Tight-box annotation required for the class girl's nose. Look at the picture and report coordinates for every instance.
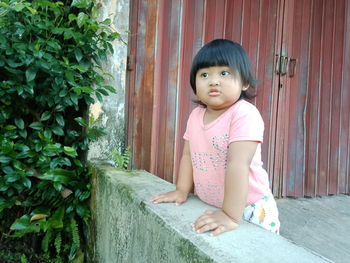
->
[209,78,220,86]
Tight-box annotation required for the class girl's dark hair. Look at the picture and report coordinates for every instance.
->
[190,39,257,100]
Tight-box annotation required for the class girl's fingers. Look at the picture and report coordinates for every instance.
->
[210,225,227,236]
[175,198,185,205]
[193,216,212,231]
[150,194,167,203]
[204,210,215,215]
[150,193,178,204]
[196,222,218,234]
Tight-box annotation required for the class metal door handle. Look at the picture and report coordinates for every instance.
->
[280,56,289,75]
[275,55,289,75]
[289,58,297,77]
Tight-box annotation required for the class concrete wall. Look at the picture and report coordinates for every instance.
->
[87,161,330,263]
[87,0,129,160]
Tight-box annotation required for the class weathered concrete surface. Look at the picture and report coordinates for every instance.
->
[278,195,350,263]
[87,162,331,263]
[87,0,129,160]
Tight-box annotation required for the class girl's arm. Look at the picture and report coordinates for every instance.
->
[150,140,193,205]
[193,141,257,236]
[222,141,257,223]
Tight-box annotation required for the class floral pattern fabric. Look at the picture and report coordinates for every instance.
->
[243,193,280,234]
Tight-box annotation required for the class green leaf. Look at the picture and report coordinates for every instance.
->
[103,85,116,93]
[53,182,64,191]
[56,114,65,126]
[42,229,52,253]
[22,177,31,188]
[40,111,51,121]
[7,59,24,68]
[79,86,94,94]
[13,160,24,171]
[74,117,87,127]
[14,118,25,129]
[71,0,93,8]
[34,143,42,151]
[5,174,19,183]
[29,122,43,130]
[47,207,64,229]
[95,92,103,102]
[19,130,27,138]
[65,70,75,84]
[25,67,37,82]
[52,126,64,136]
[70,92,79,105]
[59,89,68,97]
[10,215,42,237]
[74,48,83,62]
[47,40,61,51]
[5,125,16,130]
[25,5,37,15]
[39,169,74,184]
[44,129,52,139]
[102,18,111,25]
[0,156,11,164]
[44,143,61,152]
[97,88,109,96]
[63,146,77,157]
[68,14,77,22]
[12,3,26,12]
[77,12,87,28]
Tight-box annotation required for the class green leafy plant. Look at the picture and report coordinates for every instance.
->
[0,0,120,261]
[111,147,131,170]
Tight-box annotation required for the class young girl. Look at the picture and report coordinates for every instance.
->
[150,39,280,236]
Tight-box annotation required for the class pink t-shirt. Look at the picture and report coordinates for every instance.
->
[183,99,271,207]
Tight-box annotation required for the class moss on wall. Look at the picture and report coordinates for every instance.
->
[87,162,213,263]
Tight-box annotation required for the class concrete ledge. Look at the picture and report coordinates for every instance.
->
[87,161,331,263]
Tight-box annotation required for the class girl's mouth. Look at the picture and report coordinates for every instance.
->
[209,88,220,96]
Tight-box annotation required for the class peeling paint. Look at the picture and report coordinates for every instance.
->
[90,103,103,120]
[87,0,130,161]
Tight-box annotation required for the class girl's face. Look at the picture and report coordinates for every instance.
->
[195,66,248,111]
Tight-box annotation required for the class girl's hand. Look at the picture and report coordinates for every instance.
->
[150,189,188,206]
[192,209,239,236]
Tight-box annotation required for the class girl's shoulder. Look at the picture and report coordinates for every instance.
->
[188,105,206,118]
[230,99,261,115]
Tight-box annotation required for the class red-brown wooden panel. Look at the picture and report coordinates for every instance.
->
[340,0,350,194]
[126,0,350,197]
[126,0,157,171]
[281,0,350,197]
[151,0,182,181]
[174,0,206,183]
[328,0,345,194]
[304,0,323,196]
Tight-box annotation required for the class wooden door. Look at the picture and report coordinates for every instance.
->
[275,0,350,197]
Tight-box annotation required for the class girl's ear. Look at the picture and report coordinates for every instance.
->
[242,84,249,91]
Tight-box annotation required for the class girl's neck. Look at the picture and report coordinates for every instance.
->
[203,106,230,125]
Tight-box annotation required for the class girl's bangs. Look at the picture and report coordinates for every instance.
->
[195,47,231,70]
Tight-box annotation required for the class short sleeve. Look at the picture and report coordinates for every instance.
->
[229,105,264,143]
[183,107,199,141]
[183,124,189,140]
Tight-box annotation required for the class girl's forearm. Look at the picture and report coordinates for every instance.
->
[222,164,249,224]
[176,142,194,194]
[176,155,193,194]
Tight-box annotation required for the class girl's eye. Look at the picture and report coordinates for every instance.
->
[221,71,230,76]
[201,73,209,78]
